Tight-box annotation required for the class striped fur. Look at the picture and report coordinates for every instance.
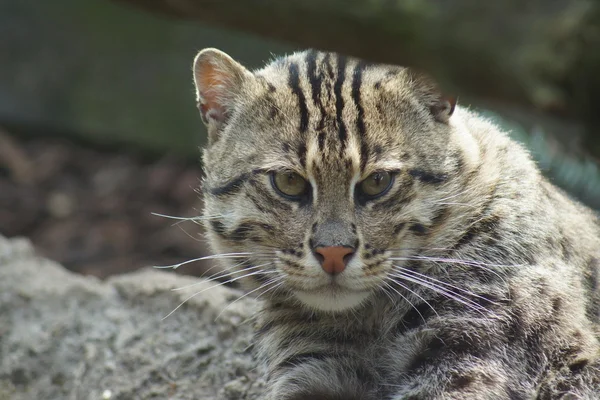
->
[193,49,600,399]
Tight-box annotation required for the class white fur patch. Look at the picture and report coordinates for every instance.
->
[293,288,371,312]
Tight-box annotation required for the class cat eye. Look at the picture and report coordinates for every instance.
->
[271,171,308,199]
[358,171,393,199]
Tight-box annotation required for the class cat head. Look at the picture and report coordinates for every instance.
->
[193,48,477,312]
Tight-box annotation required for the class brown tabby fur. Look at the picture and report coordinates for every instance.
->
[192,48,600,399]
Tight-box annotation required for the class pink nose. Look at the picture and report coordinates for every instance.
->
[313,246,355,275]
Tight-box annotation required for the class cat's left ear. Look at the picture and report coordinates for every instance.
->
[192,48,253,143]
[409,70,457,123]
[429,96,457,123]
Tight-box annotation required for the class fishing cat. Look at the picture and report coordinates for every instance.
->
[191,48,600,399]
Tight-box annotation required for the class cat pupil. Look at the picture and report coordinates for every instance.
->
[287,173,297,185]
[360,171,392,197]
[272,171,307,198]
[372,173,383,186]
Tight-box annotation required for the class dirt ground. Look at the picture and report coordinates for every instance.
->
[0,128,215,279]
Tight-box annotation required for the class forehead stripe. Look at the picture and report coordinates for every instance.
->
[288,62,309,133]
[351,61,367,137]
[305,50,327,136]
[351,61,369,171]
[334,54,348,150]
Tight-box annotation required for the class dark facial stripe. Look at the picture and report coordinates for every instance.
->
[245,192,269,213]
[207,173,251,197]
[247,180,294,213]
[317,131,326,151]
[372,186,415,211]
[228,221,276,242]
[393,222,406,235]
[409,223,429,236]
[306,50,327,134]
[408,169,448,184]
[297,142,307,169]
[351,61,369,171]
[288,62,309,133]
[209,220,227,238]
[334,55,348,150]
[305,50,319,103]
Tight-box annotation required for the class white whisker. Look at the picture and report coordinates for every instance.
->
[172,262,274,291]
[389,255,516,283]
[162,267,277,320]
[174,223,204,242]
[378,282,398,306]
[215,277,285,321]
[150,212,224,221]
[392,264,499,305]
[385,276,439,318]
[152,252,256,270]
[388,270,491,318]
[381,279,430,325]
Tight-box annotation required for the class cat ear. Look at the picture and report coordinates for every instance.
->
[409,70,456,123]
[429,96,457,123]
[192,48,253,143]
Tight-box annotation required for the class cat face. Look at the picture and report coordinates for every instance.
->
[194,49,474,312]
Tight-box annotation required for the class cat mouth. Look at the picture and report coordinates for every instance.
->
[292,285,372,312]
[293,284,370,312]
[305,281,350,293]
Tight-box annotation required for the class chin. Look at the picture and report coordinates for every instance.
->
[293,288,371,312]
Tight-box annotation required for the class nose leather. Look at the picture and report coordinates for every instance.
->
[314,246,355,275]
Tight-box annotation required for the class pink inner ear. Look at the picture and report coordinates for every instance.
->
[197,64,230,124]
[199,101,225,124]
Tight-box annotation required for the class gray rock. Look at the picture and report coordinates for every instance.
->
[0,235,265,399]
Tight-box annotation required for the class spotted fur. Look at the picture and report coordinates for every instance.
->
[192,48,600,399]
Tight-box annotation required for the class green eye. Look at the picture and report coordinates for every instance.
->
[359,171,393,198]
[271,171,308,198]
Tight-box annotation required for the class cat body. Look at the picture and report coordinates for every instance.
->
[192,48,600,399]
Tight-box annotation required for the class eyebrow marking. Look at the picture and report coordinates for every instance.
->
[207,173,250,196]
[409,169,449,184]
[207,170,262,197]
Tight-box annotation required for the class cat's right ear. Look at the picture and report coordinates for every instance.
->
[192,48,253,143]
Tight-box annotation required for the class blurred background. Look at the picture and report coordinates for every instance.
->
[0,0,598,279]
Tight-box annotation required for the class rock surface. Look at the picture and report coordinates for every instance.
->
[0,235,265,400]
